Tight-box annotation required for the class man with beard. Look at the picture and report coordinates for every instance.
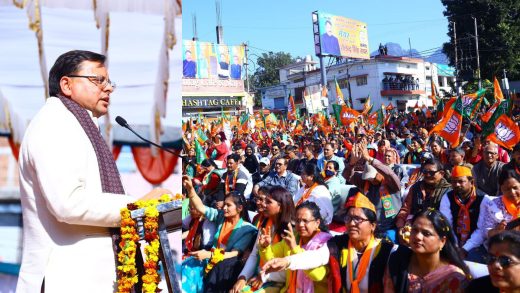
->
[252,157,271,186]
[395,158,452,242]
[439,166,489,263]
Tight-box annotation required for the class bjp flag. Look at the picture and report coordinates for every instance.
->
[340,106,361,126]
[429,96,463,147]
[287,95,296,120]
[487,114,520,150]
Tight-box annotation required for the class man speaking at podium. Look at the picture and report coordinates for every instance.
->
[16,50,171,293]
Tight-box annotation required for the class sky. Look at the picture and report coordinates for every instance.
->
[183,0,450,66]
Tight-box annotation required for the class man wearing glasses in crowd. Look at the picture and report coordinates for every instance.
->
[253,157,300,196]
[16,50,170,292]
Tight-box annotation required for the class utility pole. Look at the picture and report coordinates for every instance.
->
[244,42,249,93]
[452,20,460,94]
[473,17,481,89]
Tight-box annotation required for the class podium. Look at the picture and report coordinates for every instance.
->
[131,200,182,292]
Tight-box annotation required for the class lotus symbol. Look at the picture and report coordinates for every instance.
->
[444,115,459,134]
[342,112,355,118]
[496,122,514,142]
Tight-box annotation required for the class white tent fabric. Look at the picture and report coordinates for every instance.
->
[0,1,181,145]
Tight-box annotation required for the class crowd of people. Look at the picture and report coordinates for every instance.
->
[181,108,520,293]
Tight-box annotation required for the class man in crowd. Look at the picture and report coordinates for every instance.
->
[252,157,271,186]
[253,157,300,196]
[472,142,504,197]
[220,153,249,198]
[317,143,345,183]
[440,166,489,263]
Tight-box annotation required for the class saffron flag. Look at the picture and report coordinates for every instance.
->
[340,106,361,126]
[362,96,372,115]
[494,76,504,102]
[239,112,249,133]
[287,95,297,120]
[430,79,438,106]
[335,78,344,105]
[487,114,520,150]
[429,96,463,147]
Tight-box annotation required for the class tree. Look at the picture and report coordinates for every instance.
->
[250,51,295,106]
[441,0,520,81]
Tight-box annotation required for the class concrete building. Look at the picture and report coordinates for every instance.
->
[261,54,455,114]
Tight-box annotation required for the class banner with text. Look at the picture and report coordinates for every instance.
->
[314,11,369,59]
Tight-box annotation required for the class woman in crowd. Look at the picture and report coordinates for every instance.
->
[182,176,257,293]
[243,144,260,175]
[258,201,332,292]
[207,133,229,167]
[384,209,471,292]
[480,168,520,240]
[261,193,396,293]
[182,199,216,259]
[466,230,520,293]
[251,186,269,228]
[231,186,295,293]
[294,163,334,225]
[194,158,223,207]
[429,138,449,166]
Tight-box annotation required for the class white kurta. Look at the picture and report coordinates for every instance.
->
[293,185,334,224]
[17,97,134,293]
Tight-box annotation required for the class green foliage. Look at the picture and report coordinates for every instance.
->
[441,0,520,80]
[250,51,296,106]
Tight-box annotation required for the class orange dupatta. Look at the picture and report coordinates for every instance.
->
[296,183,319,206]
[502,196,520,219]
[348,235,376,293]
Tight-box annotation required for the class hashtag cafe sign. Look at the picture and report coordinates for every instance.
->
[182,96,242,108]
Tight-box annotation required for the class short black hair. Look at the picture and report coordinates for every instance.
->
[488,230,520,258]
[227,153,241,163]
[48,50,106,97]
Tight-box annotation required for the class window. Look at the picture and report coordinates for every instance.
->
[426,66,430,71]
[438,76,444,87]
[356,76,367,86]
[426,76,432,81]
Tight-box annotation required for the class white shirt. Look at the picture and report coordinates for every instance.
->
[439,192,492,251]
[293,185,333,224]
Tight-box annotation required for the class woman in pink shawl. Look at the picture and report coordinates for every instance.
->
[376,139,400,164]
[258,201,332,292]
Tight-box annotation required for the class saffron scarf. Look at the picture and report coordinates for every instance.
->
[502,195,520,219]
[296,183,319,206]
[453,187,476,245]
[347,236,376,293]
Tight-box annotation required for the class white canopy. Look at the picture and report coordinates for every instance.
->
[0,0,182,145]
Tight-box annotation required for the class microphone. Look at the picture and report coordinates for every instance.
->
[115,115,177,155]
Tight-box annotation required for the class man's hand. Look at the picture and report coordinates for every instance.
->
[261,257,290,274]
[230,277,246,293]
[139,187,172,201]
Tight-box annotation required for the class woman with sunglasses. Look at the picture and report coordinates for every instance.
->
[231,186,295,293]
[384,209,471,292]
[466,230,520,292]
[261,193,396,293]
[182,176,257,293]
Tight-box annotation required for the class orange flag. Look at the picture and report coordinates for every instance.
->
[429,96,463,147]
[340,106,361,126]
[287,95,296,120]
[494,76,504,102]
[487,114,520,150]
[430,79,438,106]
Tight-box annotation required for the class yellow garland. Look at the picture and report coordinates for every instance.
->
[205,247,225,274]
[117,193,182,293]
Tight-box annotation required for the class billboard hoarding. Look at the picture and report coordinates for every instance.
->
[313,11,369,59]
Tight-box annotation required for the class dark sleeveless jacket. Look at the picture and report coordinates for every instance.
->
[327,234,394,293]
[387,245,414,293]
[446,189,486,242]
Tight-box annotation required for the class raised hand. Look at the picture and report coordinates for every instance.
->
[182,175,194,191]
[282,223,297,250]
[258,227,272,248]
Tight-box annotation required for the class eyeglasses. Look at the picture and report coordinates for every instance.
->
[484,151,498,156]
[67,75,116,89]
[423,170,440,176]
[344,215,370,225]
[486,255,520,268]
[295,218,316,225]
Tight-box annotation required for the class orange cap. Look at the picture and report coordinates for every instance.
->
[451,166,472,178]
[344,192,376,213]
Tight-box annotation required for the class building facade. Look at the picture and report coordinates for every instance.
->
[261,54,455,114]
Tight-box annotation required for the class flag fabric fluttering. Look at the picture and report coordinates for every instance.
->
[430,79,438,106]
[429,96,463,147]
[335,78,344,105]
[287,94,297,121]
[486,114,520,150]
[362,96,372,115]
